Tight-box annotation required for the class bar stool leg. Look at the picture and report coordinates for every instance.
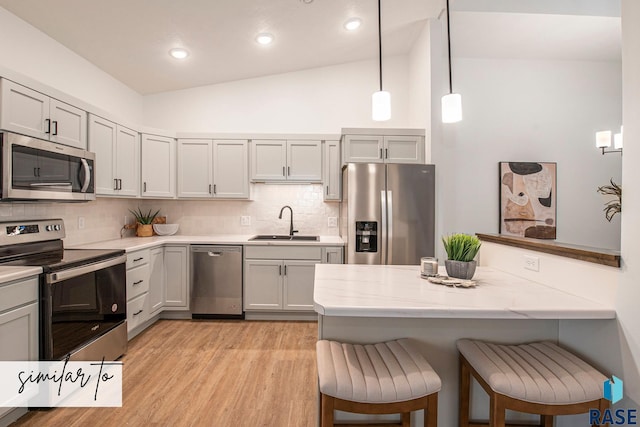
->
[425,393,438,427]
[401,412,410,427]
[489,394,506,427]
[459,356,471,427]
[321,394,334,427]
[541,414,554,427]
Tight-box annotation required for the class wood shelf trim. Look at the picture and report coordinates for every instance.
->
[477,233,621,268]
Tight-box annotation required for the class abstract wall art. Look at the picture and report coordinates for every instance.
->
[499,162,557,239]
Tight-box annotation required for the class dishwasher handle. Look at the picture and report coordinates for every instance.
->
[191,245,242,255]
[207,252,222,257]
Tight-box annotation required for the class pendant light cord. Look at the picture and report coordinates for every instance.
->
[378,0,383,91]
[446,0,453,94]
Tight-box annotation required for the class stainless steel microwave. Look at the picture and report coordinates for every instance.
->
[1,132,95,201]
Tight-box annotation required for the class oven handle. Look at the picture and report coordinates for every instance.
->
[46,255,127,284]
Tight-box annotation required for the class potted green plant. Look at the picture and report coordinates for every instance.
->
[129,207,160,237]
[442,233,482,280]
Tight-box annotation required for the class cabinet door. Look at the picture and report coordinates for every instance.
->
[0,79,50,140]
[283,261,316,311]
[323,140,341,201]
[177,139,212,198]
[88,114,117,195]
[322,247,344,264]
[0,302,38,419]
[384,136,424,164]
[148,247,165,314]
[343,135,383,163]
[115,125,139,196]
[49,98,87,149]
[213,139,249,198]
[244,260,283,310]
[141,134,176,198]
[164,246,189,309]
[251,140,286,181]
[287,140,322,181]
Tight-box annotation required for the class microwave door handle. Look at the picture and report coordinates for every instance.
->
[46,255,127,284]
[80,159,91,192]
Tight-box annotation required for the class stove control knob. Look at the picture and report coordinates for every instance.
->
[54,225,61,231]
[45,225,52,231]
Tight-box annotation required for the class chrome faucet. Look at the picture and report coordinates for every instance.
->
[278,205,298,236]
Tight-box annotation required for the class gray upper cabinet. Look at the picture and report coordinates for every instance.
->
[323,140,341,201]
[342,130,425,164]
[251,139,322,182]
[177,138,249,199]
[141,134,176,198]
[0,79,87,149]
[89,114,139,197]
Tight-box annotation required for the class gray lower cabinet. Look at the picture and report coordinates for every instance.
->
[148,247,165,314]
[243,245,343,312]
[164,245,189,310]
[0,276,39,421]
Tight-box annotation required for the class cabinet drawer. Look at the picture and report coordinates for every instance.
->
[244,246,322,260]
[127,292,149,332]
[0,277,38,314]
[126,264,150,300]
[126,249,150,269]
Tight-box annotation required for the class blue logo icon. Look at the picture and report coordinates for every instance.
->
[604,375,624,404]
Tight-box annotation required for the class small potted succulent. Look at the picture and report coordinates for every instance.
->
[129,207,160,237]
[442,233,482,280]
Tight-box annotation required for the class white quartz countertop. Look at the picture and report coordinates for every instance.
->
[0,266,43,284]
[74,235,344,252]
[313,264,616,319]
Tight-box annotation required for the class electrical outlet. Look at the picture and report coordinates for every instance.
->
[240,216,251,226]
[78,216,85,230]
[524,255,539,271]
[327,217,338,227]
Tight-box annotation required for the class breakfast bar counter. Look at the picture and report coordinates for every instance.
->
[313,264,616,427]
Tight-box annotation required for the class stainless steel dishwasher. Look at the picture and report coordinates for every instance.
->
[190,245,244,319]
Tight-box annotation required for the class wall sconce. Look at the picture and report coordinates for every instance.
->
[596,126,623,155]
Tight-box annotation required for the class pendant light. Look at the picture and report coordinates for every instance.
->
[441,0,462,123]
[372,0,390,121]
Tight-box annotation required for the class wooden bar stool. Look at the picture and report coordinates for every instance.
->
[316,338,441,427]
[457,339,610,427]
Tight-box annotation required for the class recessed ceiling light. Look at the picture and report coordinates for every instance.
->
[169,48,189,59]
[256,33,274,45]
[344,18,362,31]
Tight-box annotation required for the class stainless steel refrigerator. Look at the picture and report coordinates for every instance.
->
[340,163,435,265]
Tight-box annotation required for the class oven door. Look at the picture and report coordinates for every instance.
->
[2,132,95,201]
[41,255,126,360]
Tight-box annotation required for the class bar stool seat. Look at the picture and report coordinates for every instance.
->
[457,339,609,427]
[317,338,441,427]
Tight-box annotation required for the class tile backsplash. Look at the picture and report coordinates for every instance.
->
[0,184,340,246]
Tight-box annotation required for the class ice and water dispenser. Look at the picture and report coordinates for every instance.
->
[355,221,377,252]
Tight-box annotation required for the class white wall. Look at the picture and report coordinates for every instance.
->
[142,56,411,133]
[0,6,143,123]
[433,57,622,250]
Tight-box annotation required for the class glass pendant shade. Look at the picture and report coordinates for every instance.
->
[372,91,391,121]
[441,93,462,123]
[596,130,612,148]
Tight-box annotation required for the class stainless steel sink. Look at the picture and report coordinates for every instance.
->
[249,234,319,241]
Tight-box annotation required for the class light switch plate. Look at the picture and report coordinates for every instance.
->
[78,216,85,230]
[240,216,251,226]
[328,217,338,227]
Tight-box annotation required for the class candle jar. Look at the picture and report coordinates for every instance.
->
[420,257,438,277]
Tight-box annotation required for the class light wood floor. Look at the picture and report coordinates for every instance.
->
[12,320,319,427]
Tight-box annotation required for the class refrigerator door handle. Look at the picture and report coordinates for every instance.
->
[387,190,393,264]
[380,190,387,264]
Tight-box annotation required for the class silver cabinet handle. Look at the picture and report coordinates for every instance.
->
[326,186,329,195]
[282,166,285,177]
[287,166,290,176]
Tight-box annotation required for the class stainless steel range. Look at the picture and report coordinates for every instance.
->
[0,219,127,361]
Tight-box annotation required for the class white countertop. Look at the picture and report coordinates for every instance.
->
[313,264,616,320]
[74,234,344,252]
[0,266,43,284]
